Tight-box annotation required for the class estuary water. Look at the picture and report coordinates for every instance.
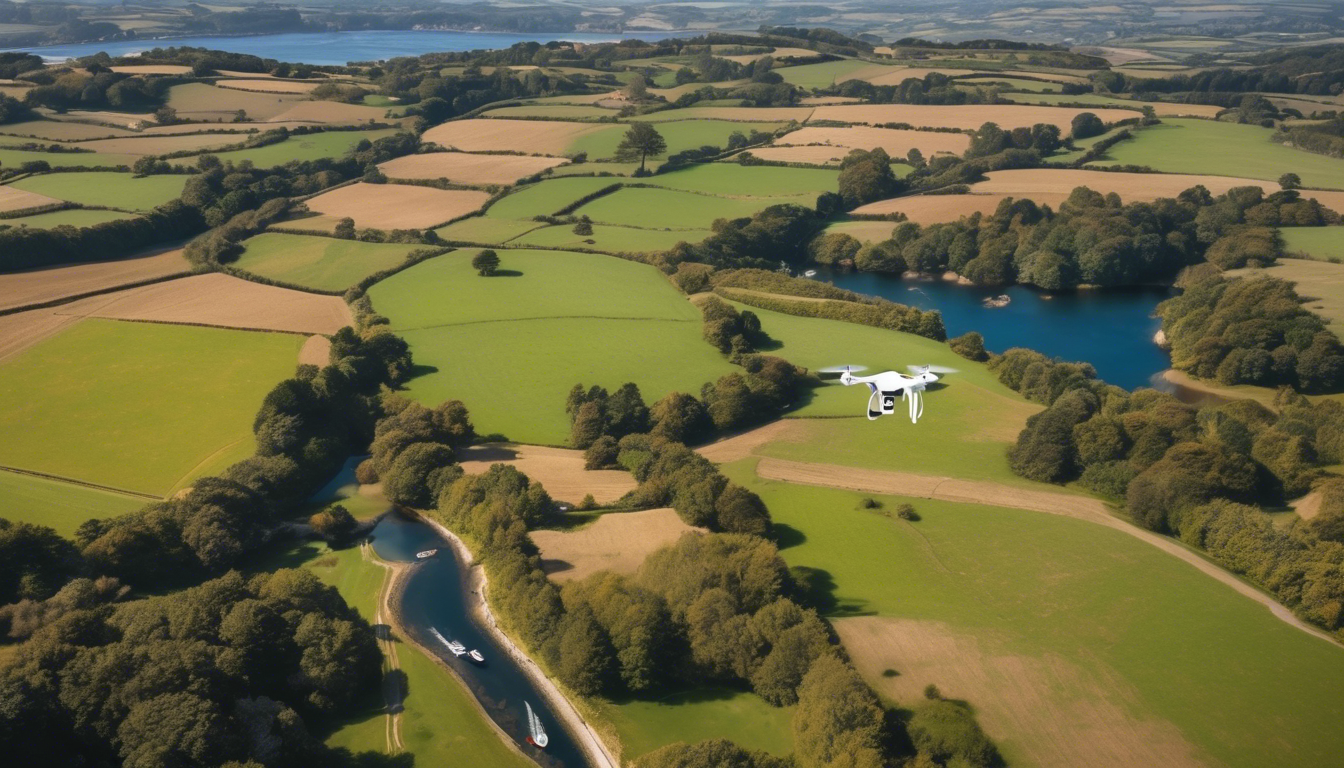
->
[369,512,589,768]
[821,270,1173,390]
[7,29,682,66]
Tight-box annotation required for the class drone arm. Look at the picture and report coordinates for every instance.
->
[841,372,881,386]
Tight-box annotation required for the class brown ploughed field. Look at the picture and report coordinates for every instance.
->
[0,248,190,313]
[303,183,491,229]
[377,151,568,185]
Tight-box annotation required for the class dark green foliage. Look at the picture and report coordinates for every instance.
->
[792,654,885,768]
[949,331,989,362]
[837,148,903,208]
[700,295,766,356]
[619,435,772,533]
[1070,111,1105,139]
[0,518,83,604]
[566,382,651,448]
[0,199,205,273]
[633,739,789,768]
[615,122,668,173]
[649,391,714,444]
[808,232,863,266]
[966,121,1062,157]
[1009,387,1099,482]
[308,504,358,542]
[584,435,620,470]
[471,248,501,276]
[1126,441,1259,532]
[908,700,1001,768]
[668,203,822,270]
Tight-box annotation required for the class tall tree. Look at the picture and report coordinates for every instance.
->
[615,122,668,174]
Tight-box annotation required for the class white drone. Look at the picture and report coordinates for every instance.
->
[821,364,959,423]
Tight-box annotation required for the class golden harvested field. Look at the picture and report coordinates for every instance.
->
[168,83,305,121]
[800,96,865,105]
[298,335,331,367]
[1299,190,1344,215]
[457,443,636,505]
[530,508,700,582]
[78,133,247,155]
[852,194,1065,224]
[0,185,60,213]
[109,64,192,75]
[0,120,138,140]
[745,145,856,165]
[423,118,610,156]
[633,106,815,123]
[217,79,320,94]
[49,110,155,128]
[0,247,190,312]
[808,104,1143,130]
[377,151,567,185]
[50,273,352,334]
[776,125,971,156]
[266,101,390,125]
[836,617,1208,768]
[973,169,1277,201]
[303,182,491,229]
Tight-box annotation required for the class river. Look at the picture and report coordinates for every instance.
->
[5,29,684,66]
[368,511,590,768]
[821,269,1174,391]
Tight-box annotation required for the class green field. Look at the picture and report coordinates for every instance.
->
[0,469,146,537]
[0,319,300,496]
[508,223,712,252]
[545,161,644,178]
[641,164,838,197]
[435,216,544,244]
[0,208,137,229]
[777,60,884,89]
[567,119,789,162]
[0,147,138,168]
[597,689,795,762]
[9,172,188,211]
[820,219,899,243]
[483,104,617,120]
[576,187,813,229]
[485,176,618,220]
[1090,118,1344,190]
[725,462,1344,768]
[233,232,424,290]
[1280,226,1344,261]
[172,128,402,168]
[369,250,736,443]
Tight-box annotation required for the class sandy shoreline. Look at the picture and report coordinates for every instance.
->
[408,511,621,768]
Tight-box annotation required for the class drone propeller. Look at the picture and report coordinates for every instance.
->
[907,364,960,375]
[819,365,869,374]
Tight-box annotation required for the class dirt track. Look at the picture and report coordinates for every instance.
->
[755,456,1339,645]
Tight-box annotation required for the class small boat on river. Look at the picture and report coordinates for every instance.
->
[803,269,817,278]
[431,628,467,657]
[468,649,485,663]
[416,549,437,559]
[525,701,549,749]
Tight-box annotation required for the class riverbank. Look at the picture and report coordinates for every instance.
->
[1157,368,1274,407]
[412,511,621,768]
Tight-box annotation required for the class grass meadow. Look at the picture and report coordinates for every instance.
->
[508,223,713,252]
[1091,118,1344,190]
[0,208,138,229]
[596,689,795,763]
[233,232,424,291]
[642,164,838,197]
[10,172,188,211]
[725,462,1344,768]
[820,219,900,243]
[369,250,736,443]
[0,319,300,496]
[0,147,138,168]
[777,59,885,89]
[576,187,813,229]
[483,104,616,120]
[0,469,145,537]
[1280,226,1344,261]
[171,128,401,168]
[485,177,618,220]
[435,216,544,244]
[567,119,790,161]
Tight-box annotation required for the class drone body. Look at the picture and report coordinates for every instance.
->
[826,365,957,423]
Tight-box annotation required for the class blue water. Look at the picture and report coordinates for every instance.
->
[370,512,586,768]
[822,270,1173,391]
[6,29,683,66]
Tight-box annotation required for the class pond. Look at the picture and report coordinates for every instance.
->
[369,512,590,768]
[820,269,1174,391]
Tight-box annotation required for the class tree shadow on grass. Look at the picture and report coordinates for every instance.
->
[485,269,524,277]
[606,683,747,707]
[773,522,806,550]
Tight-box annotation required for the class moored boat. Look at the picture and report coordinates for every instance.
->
[524,701,549,749]
[416,549,437,559]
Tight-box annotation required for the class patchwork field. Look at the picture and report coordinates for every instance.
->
[531,508,696,581]
[0,469,146,537]
[569,119,790,162]
[266,101,391,125]
[377,151,567,185]
[1091,118,1344,190]
[724,464,1344,768]
[232,232,426,291]
[423,118,613,156]
[480,104,617,120]
[457,444,636,505]
[302,182,491,230]
[434,216,544,244]
[576,187,812,229]
[973,168,1278,201]
[8,172,187,211]
[217,78,320,94]
[484,176,619,220]
[1004,91,1225,117]
[0,319,301,495]
[0,120,139,140]
[778,59,891,89]
[0,185,60,213]
[743,145,856,166]
[78,133,249,156]
[636,163,839,197]
[0,247,189,312]
[0,146,138,169]
[170,128,401,168]
[808,103,1143,130]
[509,223,711,252]
[167,82,306,121]
[368,249,737,444]
[821,219,901,243]
[772,125,971,156]
[627,106,814,123]
[1280,226,1344,260]
[0,208,138,229]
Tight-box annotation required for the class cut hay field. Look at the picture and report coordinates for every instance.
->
[266,101,393,125]
[0,469,146,537]
[596,689,795,764]
[808,103,1143,131]
[377,151,567,185]
[0,246,188,312]
[166,82,305,121]
[852,193,1069,224]
[723,462,1344,768]
[109,64,192,75]
[0,184,60,212]
[0,319,301,495]
[457,444,636,505]
[0,120,138,140]
[1280,226,1344,261]
[423,118,613,156]
[78,132,248,156]
[627,106,814,123]
[170,128,401,168]
[1227,259,1344,334]
[508,223,711,253]
[8,172,187,211]
[531,508,695,581]
[0,208,137,229]
[1003,91,1225,117]
[1090,118,1344,190]
[569,119,790,162]
[303,182,490,230]
[217,78,320,94]
[0,146,138,168]
[742,145,854,166]
[233,232,425,291]
[820,219,900,243]
[368,249,737,444]
[973,168,1277,201]
[773,125,971,156]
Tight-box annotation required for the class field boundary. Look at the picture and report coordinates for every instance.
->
[0,464,161,501]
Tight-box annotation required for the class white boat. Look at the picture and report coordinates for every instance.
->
[803,269,817,278]
[416,549,437,559]
[430,628,467,657]
[468,649,485,663]
[525,701,549,749]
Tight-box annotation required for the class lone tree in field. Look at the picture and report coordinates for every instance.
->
[472,249,501,276]
[1070,111,1104,139]
[1280,172,1301,190]
[615,122,667,174]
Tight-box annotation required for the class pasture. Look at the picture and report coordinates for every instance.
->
[627,106,814,123]
[377,151,567,185]
[852,193,1067,224]
[170,128,401,168]
[1090,118,1344,190]
[78,133,249,156]
[0,319,300,496]
[481,104,616,120]
[530,508,694,581]
[1004,91,1225,117]
[484,176,618,220]
[0,208,137,229]
[0,469,145,537]
[166,82,305,121]
[637,163,838,197]
[575,187,812,229]
[0,185,60,213]
[1280,226,1344,261]
[725,463,1344,768]
[773,125,971,157]
[807,103,1143,131]
[511,223,710,252]
[435,216,543,244]
[0,146,137,169]
[232,232,426,291]
[368,250,737,444]
[597,690,795,763]
[972,168,1277,201]
[567,119,790,162]
[302,182,490,230]
[777,59,889,89]
[0,120,138,140]
[8,172,187,211]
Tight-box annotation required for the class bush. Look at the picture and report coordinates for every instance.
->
[908,700,1000,768]
[949,331,989,361]
[309,504,358,542]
